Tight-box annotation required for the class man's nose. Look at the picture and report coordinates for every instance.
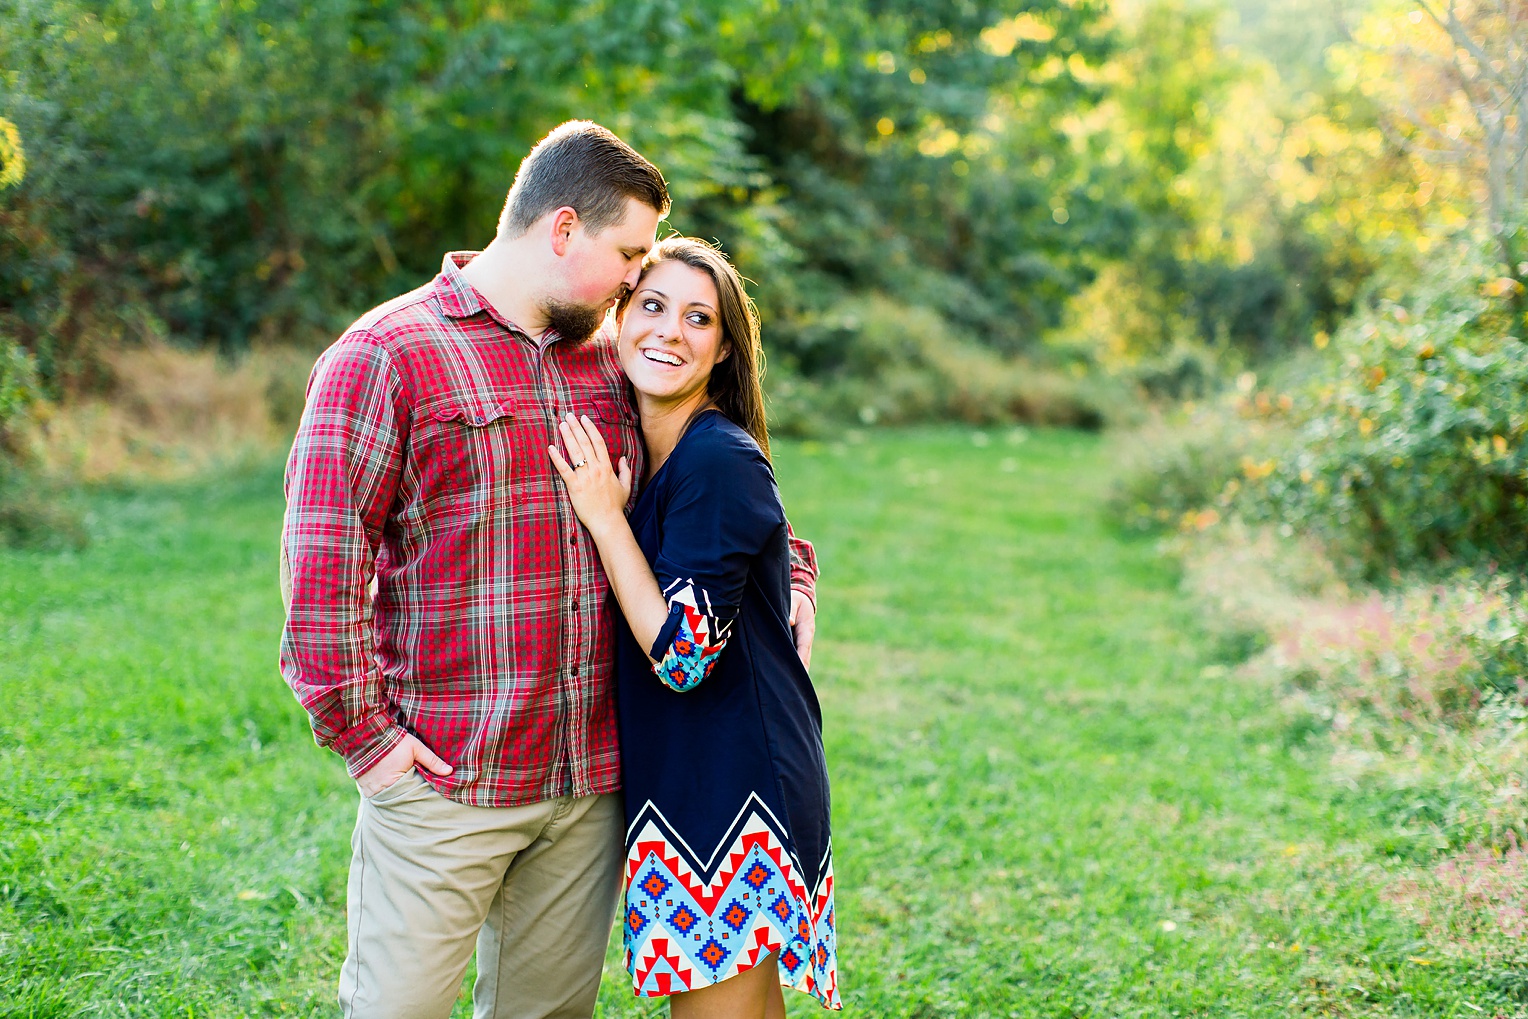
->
[623,263,642,291]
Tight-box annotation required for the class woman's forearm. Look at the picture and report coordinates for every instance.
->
[586,517,669,659]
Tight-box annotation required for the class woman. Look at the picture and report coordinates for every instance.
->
[548,237,839,1016]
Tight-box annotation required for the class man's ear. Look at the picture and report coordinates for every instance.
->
[548,206,580,257]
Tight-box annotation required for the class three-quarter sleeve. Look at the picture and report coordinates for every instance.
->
[279,332,410,775]
[648,577,736,692]
[646,425,781,692]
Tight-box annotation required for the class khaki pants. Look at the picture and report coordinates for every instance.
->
[338,770,624,1019]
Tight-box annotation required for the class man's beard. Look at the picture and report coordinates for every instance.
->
[541,298,611,344]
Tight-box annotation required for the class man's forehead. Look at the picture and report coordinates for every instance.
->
[610,197,662,246]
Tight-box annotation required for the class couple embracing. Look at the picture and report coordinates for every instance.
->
[279,121,840,1018]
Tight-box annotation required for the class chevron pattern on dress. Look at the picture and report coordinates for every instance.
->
[622,797,840,1008]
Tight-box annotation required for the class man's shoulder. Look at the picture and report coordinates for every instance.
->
[307,280,460,391]
[316,278,481,387]
[343,280,449,349]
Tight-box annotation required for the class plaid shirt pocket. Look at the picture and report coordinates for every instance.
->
[587,397,636,455]
[414,398,518,516]
[568,390,641,503]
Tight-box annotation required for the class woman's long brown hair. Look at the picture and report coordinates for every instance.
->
[620,237,770,459]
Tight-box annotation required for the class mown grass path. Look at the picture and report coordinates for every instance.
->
[0,430,1493,1017]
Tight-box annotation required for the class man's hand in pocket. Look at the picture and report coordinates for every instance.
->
[357,733,453,798]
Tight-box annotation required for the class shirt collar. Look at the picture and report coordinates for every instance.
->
[435,251,490,320]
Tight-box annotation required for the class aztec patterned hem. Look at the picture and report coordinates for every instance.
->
[622,796,840,1009]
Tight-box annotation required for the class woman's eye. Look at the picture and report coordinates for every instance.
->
[642,299,662,313]
[687,313,712,327]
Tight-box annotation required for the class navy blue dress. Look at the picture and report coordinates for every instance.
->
[616,411,839,1007]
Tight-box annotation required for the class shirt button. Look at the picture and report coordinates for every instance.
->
[570,599,579,612]
[571,667,580,677]
[569,534,578,546]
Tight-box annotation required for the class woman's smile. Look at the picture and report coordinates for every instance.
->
[639,347,685,367]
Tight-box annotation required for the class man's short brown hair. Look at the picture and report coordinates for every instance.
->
[499,121,670,237]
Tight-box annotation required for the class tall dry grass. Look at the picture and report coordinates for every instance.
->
[21,342,313,482]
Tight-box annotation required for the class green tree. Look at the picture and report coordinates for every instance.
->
[0,0,1137,421]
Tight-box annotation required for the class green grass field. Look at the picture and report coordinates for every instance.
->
[0,429,1511,1017]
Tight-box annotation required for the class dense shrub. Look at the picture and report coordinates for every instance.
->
[765,295,1110,435]
[1,0,1370,430]
[1114,234,1528,579]
[0,333,85,548]
[1107,381,1294,533]
[1127,342,1226,401]
[1108,419,1243,533]
[0,334,39,447]
[19,342,314,483]
[1259,237,1528,578]
[0,468,86,550]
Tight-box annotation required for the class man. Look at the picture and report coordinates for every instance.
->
[279,121,818,1019]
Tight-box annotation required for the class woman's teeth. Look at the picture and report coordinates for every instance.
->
[643,349,682,366]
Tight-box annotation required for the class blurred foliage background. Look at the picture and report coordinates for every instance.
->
[0,0,1524,561]
[0,0,1119,415]
[0,0,1416,418]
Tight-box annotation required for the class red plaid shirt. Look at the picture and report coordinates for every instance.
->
[280,252,818,807]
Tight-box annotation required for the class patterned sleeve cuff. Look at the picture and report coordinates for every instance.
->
[648,579,734,692]
[787,527,818,605]
[330,715,406,778]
